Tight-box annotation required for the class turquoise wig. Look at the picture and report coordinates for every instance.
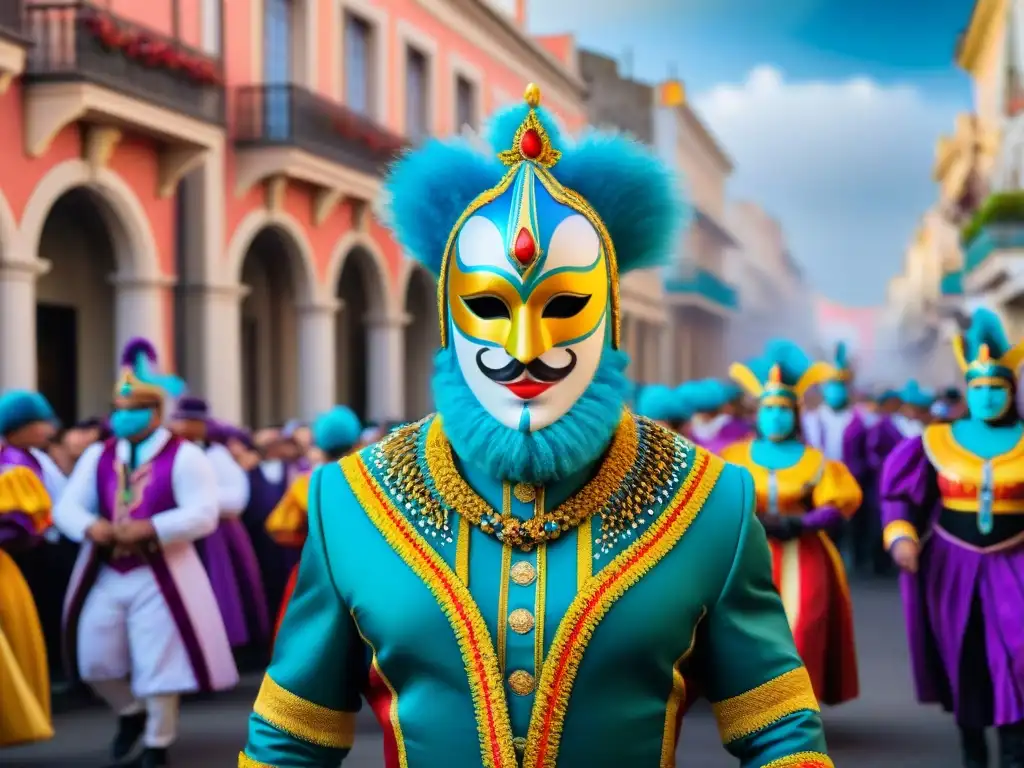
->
[875,388,901,404]
[899,379,936,409]
[954,308,1024,386]
[312,406,362,457]
[0,390,57,436]
[384,85,688,483]
[729,339,832,407]
[685,379,724,413]
[635,384,689,423]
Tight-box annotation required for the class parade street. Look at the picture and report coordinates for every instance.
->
[1,578,959,768]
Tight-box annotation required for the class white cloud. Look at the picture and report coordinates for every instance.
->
[692,66,961,305]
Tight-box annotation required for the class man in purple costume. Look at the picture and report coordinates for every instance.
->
[881,308,1024,768]
[803,342,869,567]
[241,427,309,621]
[170,397,268,649]
[684,379,752,454]
[53,338,237,768]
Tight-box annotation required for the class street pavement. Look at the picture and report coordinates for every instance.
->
[1,578,964,767]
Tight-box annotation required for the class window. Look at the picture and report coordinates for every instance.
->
[405,46,430,141]
[264,0,294,83]
[455,74,477,131]
[345,13,374,116]
[200,0,221,56]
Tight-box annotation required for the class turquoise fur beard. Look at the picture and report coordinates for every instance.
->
[432,346,632,484]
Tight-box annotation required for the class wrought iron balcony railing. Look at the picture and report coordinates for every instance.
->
[233,84,406,177]
[23,2,224,124]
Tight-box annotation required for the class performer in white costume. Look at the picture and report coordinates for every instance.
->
[53,338,238,768]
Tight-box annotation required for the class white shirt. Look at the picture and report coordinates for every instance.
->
[810,406,855,462]
[689,413,730,443]
[259,460,285,485]
[892,413,924,439]
[203,442,251,516]
[53,427,219,545]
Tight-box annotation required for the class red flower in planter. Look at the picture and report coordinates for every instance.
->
[85,15,128,51]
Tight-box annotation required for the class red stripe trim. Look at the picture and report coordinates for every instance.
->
[366,662,400,768]
[532,453,710,765]
[357,461,506,768]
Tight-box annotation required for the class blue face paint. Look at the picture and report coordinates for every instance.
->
[110,408,154,439]
[966,384,1011,423]
[821,381,849,410]
[757,404,796,442]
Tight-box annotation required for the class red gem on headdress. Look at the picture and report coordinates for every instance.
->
[513,228,536,264]
[520,129,542,159]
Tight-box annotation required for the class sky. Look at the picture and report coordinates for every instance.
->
[528,0,977,306]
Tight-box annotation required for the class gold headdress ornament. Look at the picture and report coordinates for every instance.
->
[435,83,622,349]
[728,360,833,405]
[952,334,1024,385]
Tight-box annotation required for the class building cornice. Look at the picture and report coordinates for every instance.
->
[415,0,586,110]
[678,104,733,173]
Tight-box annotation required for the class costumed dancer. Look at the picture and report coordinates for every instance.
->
[242,429,309,622]
[634,383,691,433]
[881,308,1024,768]
[265,405,362,641]
[0,390,62,747]
[721,340,860,707]
[170,397,268,650]
[54,339,237,768]
[241,84,830,768]
[802,342,869,570]
[687,379,753,454]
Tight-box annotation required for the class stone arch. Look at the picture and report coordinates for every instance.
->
[227,211,320,428]
[400,258,439,419]
[329,232,393,421]
[18,159,160,280]
[224,209,319,305]
[324,231,392,316]
[0,188,16,260]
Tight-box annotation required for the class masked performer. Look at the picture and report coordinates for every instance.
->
[634,383,690,433]
[170,397,268,650]
[0,390,62,747]
[240,84,829,768]
[721,340,860,708]
[881,308,1024,768]
[54,339,238,768]
[688,380,752,454]
[265,405,363,641]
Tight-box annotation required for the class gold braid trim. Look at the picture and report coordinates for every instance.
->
[660,607,706,767]
[882,519,919,551]
[252,674,356,749]
[761,752,835,767]
[237,752,275,767]
[522,447,720,768]
[710,666,820,744]
[343,455,517,768]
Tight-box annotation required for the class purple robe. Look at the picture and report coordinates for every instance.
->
[62,437,226,692]
[198,518,270,648]
[880,436,1024,727]
[242,462,302,621]
[690,416,752,455]
[867,416,904,473]
[805,409,869,484]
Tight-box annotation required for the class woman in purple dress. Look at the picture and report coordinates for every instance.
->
[881,308,1024,768]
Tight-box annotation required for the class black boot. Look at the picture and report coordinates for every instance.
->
[999,723,1024,768]
[141,747,169,768]
[111,711,147,763]
[961,726,989,768]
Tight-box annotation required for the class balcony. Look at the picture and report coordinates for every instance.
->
[233,84,405,223]
[664,266,739,315]
[0,0,29,92]
[21,2,225,195]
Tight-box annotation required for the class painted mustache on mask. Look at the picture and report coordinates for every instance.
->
[476,348,577,384]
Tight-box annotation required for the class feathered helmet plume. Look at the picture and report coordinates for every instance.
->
[729,339,832,407]
[384,83,689,350]
[114,337,186,404]
[827,341,853,382]
[953,308,1024,387]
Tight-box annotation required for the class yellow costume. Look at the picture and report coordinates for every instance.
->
[266,473,310,639]
[0,464,55,747]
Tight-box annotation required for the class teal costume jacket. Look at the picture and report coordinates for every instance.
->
[240,412,831,768]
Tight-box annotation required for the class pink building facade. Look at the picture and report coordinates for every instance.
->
[0,0,586,427]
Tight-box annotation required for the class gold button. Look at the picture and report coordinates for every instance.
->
[513,736,527,753]
[508,608,535,634]
[513,482,536,503]
[508,669,536,696]
[510,561,536,586]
